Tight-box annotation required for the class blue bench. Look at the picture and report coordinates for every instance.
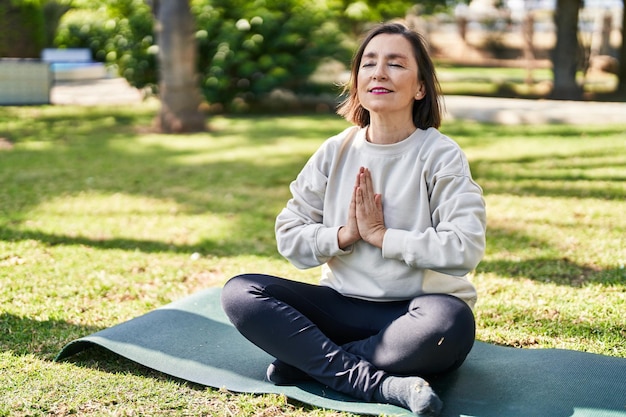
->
[41,48,107,81]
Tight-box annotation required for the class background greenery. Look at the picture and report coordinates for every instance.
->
[52,0,352,110]
[1,104,624,415]
[4,0,622,107]
[0,0,46,58]
[42,0,453,111]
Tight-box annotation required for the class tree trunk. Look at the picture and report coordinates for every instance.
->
[156,0,205,133]
[551,0,584,100]
[0,1,45,58]
[617,0,626,95]
[523,11,535,85]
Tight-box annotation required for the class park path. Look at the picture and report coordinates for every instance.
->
[443,95,626,125]
[51,78,626,125]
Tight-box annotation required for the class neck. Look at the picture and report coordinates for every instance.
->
[366,117,417,145]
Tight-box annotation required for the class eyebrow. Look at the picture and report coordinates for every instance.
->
[363,52,409,60]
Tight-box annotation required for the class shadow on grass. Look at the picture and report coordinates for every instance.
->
[1,108,624,278]
[0,227,194,253]
[444,123,626,200]
[1,109,342,259]
[479,220,624,286]
[477,304,626,354]
[0,218,281,259]
[0,313,103,360]
[470,152,626,201]
[444,120,626,139]
[64,344,209,389]
[478,258,624,286]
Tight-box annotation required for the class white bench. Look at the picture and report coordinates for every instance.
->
[0,59,51,105]
[41,48,107,81]
[42,48,93,63]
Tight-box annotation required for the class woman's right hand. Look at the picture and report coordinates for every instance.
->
[337,169,363,249]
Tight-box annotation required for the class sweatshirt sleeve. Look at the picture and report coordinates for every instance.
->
[275,140,352,269]
[382,146,487,276]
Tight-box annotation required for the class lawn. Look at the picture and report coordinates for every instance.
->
[436,65,619,98]
[1,103,625,416]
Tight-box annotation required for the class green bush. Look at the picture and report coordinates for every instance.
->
[54,0,156,89]
[54,8,114,61]
[193,0,350,109]
[54,0,351,111]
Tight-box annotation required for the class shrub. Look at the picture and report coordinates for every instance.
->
[54,0,156,90]
[54,0,351,112]
[192,0,350,110]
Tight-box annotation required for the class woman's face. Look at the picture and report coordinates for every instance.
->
[356,33,424,120]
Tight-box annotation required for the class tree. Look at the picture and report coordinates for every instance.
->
[155,0,205,133]
[332,0,447,37]
[617,0,626,94]
[550,0,584,99]
[53,0,444,112]
[0,0,45,58]
[42,0,71,48]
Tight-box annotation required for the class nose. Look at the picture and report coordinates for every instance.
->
[372,63,387,80]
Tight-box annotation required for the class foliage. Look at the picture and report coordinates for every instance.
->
[0,0,46,57]
[54,0,351,111]
[0,105,625,415]
[329,0,450,29]
[192,0,350,110]
[42,0,71,48]
[54,0,156,90]
[51,0,452,112]
[54,8,111,61]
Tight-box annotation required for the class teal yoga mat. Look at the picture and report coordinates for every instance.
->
[56,287,626,417]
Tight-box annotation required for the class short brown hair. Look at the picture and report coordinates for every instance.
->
[337,22,443,129]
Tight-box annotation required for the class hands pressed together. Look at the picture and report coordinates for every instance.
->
[338,167,386,249]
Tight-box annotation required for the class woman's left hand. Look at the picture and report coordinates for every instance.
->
[355,167,386,248]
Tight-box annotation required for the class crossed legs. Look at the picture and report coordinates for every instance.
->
[221,273,475,415]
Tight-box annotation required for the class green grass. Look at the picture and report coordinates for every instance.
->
[1,103,625,416]
[436,65,619,98]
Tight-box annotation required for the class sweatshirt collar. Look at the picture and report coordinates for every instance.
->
[356,126,428,156]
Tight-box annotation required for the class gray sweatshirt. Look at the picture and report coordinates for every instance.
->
[275,126,486,308]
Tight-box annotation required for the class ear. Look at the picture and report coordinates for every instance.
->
[415,84,425,100]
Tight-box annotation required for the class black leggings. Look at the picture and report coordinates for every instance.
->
[221,273,475,402]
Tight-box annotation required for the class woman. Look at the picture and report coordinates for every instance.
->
[221,22,486,416]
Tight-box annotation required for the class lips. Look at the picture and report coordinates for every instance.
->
[369,87,392,94]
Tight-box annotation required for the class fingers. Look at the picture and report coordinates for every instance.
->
[374,193,383,210]
[349,183,358,220]
[343,167,385,249]
[355,168,385,246]
[357,168,369,196]
[338,174,361,249]
[356,168,376,210]
[354,166,365,188]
